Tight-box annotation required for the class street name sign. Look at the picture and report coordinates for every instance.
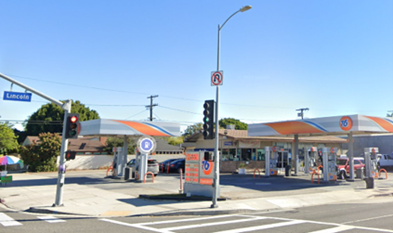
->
[3,91,32,102]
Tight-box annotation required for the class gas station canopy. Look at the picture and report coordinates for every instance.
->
[248,115,393,137]
[79,119,181,137]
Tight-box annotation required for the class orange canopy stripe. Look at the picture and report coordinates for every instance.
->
[114,120,171,136]
[265,121,325,135]
[364,116,393,132]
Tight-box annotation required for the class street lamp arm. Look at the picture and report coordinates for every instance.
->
[219,10,241,31]
[219,5,252,30]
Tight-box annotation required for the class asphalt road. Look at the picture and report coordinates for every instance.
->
[1,196,393,233]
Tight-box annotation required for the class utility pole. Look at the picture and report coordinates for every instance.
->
[146,95,158,121]
[296,108,309,120]
[388,110,393,117]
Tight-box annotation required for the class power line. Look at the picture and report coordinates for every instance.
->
[125,109,148,120]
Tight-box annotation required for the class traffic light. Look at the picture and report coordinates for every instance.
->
[65,113,80,139]
[203,100,215,140]
[65,151,76,160]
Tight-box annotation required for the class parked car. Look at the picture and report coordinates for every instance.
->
[127,159,159,176]
[377,154,393,167]
[159,158,181,172]
[165,158,185,173]
[336,157,365,179]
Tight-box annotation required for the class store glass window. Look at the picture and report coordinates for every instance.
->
[241,149,252,161]
[222,148,237,161]
[256,149,265,161]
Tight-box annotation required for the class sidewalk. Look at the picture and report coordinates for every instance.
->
[0,170,392,217]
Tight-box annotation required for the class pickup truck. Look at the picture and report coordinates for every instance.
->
[377,154,393,167]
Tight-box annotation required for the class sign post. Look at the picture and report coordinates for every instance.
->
[137,136,156,182]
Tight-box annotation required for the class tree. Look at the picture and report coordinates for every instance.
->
[164,136,184,146]
[182,123,203,138]
[20,133,61,172]
[219,118,248,130]
[25,100,100,136]
[104,137,136,155]
[0,122,19,155]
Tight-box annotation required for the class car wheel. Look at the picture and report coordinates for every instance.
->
[339,171,346,180]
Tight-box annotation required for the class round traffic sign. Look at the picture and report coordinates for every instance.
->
[211,71,223,86]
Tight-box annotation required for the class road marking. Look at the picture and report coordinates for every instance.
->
[38,215,66,223]
[0,213,22,227]
[139,214,239,226]
[213,220,305,233]
[160,217,267,231]
[100,218,174,233]
[308,225,355,233]
[342,213,393,225]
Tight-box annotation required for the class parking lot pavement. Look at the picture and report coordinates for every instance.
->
[1,170,393,217]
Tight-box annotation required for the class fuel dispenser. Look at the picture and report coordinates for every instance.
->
[111,147,125,178]
[134,136,156,182]
[328,147,337,181]
[264,146,279,177]
[304,147,318,174]
[320,147,337,182]
[364,147,379,179]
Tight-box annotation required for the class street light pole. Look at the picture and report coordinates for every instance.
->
[211,5,252,209]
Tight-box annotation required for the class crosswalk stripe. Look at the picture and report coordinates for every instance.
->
[139,214,235,226]
[213,220,305,233]
[100,218,173,233]
[0,213,22,227]
[308,225,355,233]
[38,215,66,223]
[161,217,267,231]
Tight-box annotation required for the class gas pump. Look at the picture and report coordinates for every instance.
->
[135,136,156,182]
[364,147,379,178]
[327,147,337,181]
[112,147,123,178]
[264,146,279,177]
[304,147,317,174]
[321,147,337,182]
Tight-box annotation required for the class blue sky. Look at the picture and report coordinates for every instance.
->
[1,0,392,132]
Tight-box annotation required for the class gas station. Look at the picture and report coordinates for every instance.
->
[248,114,393,183]
[79,119,181,181]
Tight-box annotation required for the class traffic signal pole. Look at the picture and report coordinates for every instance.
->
[0,73,71,207]
[55,102,71,206]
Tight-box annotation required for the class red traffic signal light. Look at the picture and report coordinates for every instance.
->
[70,115,78,123]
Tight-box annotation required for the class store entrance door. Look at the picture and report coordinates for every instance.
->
[277,150,289,170]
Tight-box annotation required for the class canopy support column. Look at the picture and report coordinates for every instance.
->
[348,132,355,181]
[294,134,299,175]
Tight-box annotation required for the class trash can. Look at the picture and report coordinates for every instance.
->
[356,168,364,179]
[124,167,130,180]
[365,177,374,189]
[285,165,291,176]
